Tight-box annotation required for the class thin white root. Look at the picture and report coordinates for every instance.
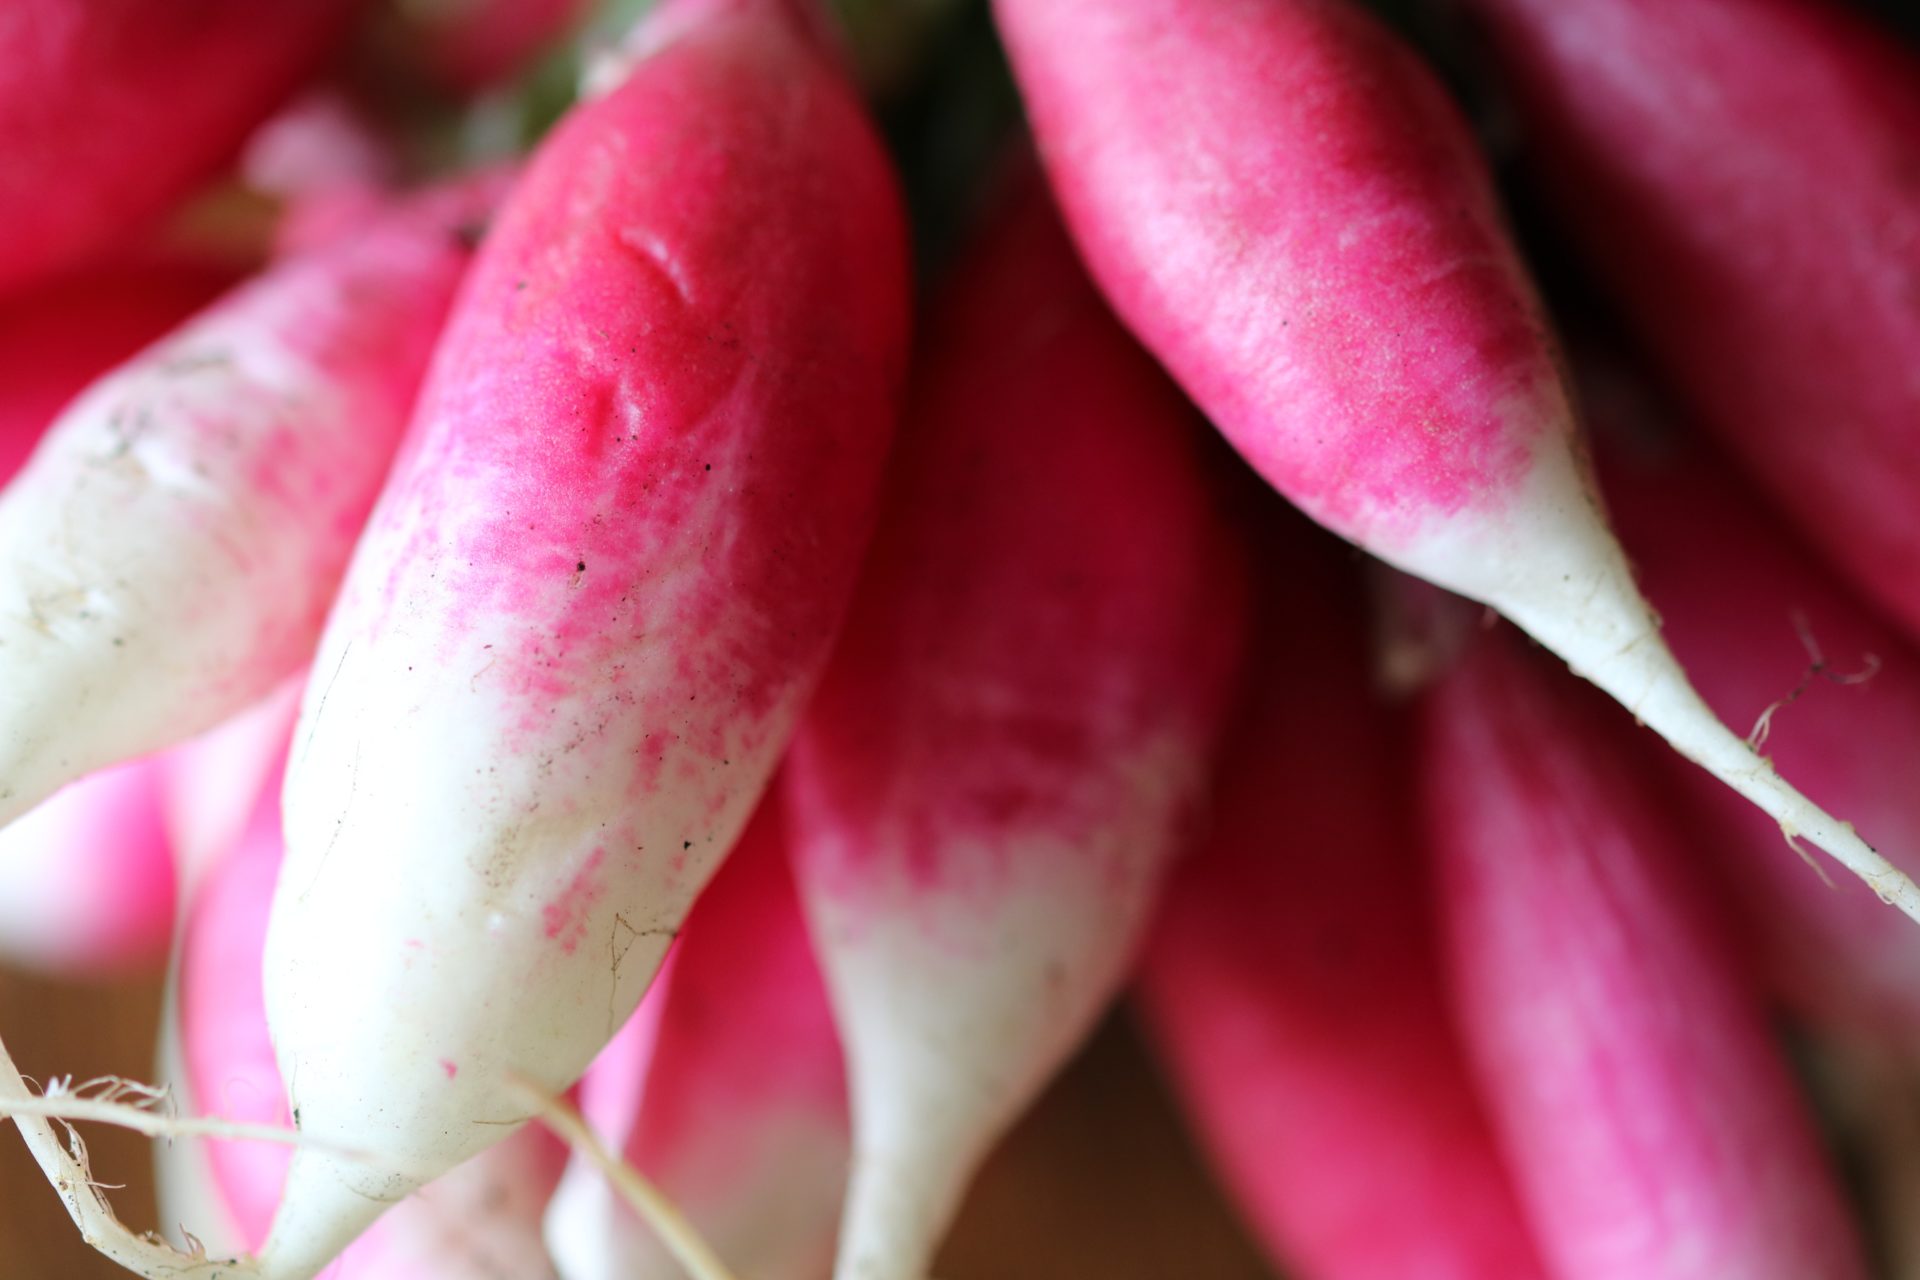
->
[0,1031,256,1278]
[506,1073,740,1280]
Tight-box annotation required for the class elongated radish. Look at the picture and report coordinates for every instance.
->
[783,180,1245,1280]
[1420,617,1867,1280]
[1585,367,1920,1050]
[163,760,568,1278]
[1138,520,1547,1280]
[0,759,174,975]
[547,788,846,1280]
[990,0,1920,921]
[1450,0,1920,642]
[0,0,361,295]
[0,181,491,829]
[256,1,909,1272]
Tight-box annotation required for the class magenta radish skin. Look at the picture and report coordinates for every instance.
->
[0,759,175,975]
[1139,523,1547,1280]
[259,1,909,1272]
[0,184,490,829]
[1453,0,1920,641]
[783,183,1245,1280]
[989,0,1918,918]
[546,791,846,1280]
[1420,622,1867,1280]
[0,0,361,295]
[1590,382,1920,1050]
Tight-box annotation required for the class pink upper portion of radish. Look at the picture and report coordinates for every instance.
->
[1142,519,1547,1280]
[0,0,361,295]
[995,0,1561,550]
[1422,625,1866,1280]
[788,181,1244,899]
[356,5,908,794]
[1457,0,1920,637]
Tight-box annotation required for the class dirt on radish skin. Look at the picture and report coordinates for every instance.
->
[256,0,909,1273]
[1419,618,1868,1280]
[1451,0,1920,645]
[1138,518,1549,1280]
[0,179,497,834]
[782,177,1247,1280]
[990,0,1920,924]
[546,788,846,1280]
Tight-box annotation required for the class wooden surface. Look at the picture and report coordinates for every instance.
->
[1,970,1278,1280]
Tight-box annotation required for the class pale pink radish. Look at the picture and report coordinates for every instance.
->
[1586,366,1920,1052]
[160,760,568,1278]
[990,0,1920,921]
[1451,0,1920,643]
[255,0,909,1272]
[546,788,846,1280]
[0,0,363,295]
[0,758,175,975]
[1419,616,1867,1279]
[0,179,492,829]
[160,677,307,901]
[782,181,1245,1280]
[1138,518,1548,1280]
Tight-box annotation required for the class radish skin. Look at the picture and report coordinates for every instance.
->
[0,183,489,829]
[1452,0,1920,643]
[0,0,361,294]
[1589,374,1920,1051]
[1420,619,1867,1280]
[257,1,909,1273]
[546,790,846,1280]
[783,183,1246,1280]
[1138,522,1548,1280]
[990,0,1920,923]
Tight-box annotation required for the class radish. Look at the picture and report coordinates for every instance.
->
[0,759,175,975]
[161,756,568,1278]
[255,0,909,1272]
[1449,0,1920,643]
[546,788,846,1280]
[1137,519,1548,1280]
[161,678,307,902]
[783,180,1246,1280]
[1586,365,1920,1051]
[1419,615,1867,1279]
[0,0,362,295]
[989,0,1920,921]
[0,180,491,829]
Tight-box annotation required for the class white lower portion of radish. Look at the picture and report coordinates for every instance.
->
[794,738,1194,1280]
[1380,437,1920,925]
[153,1010,252,1260]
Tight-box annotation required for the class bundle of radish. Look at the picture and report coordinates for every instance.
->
[0,0,363,295]
[1138,518,1548,1280]
[989,0,1920,922]
[1450,0,1920,644]
[546,788,847,1280]
[1420,615,1868,1279]
[1588,368,1920,1053]
[782,181,1246,1280]
[160,759,568,1279]
[246,0,909,1273]
[0,180,493,831]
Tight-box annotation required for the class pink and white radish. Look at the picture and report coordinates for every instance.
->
[256,1,909,1272]
[1138,520,1548,1280]
[0,181,489,829]
[0,759,175,975]
[1420,616,1867,1280]
[1587,368,1920,1052]
[990,0,1920,920]
[160,757,568,1279]
[783,181,1246,1280]
[0,0,362,295]
[1451,0,1920,643]
[546,789,846,1280]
